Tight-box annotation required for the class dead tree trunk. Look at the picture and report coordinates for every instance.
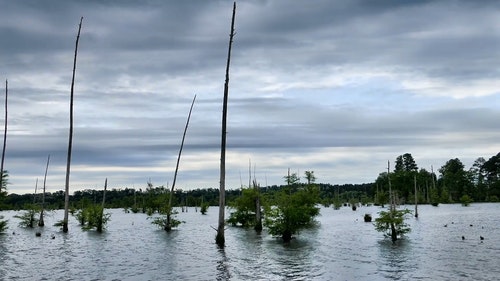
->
[63,17,83,233]
[97,178,107,233]
[414,174,418,218]
[38,154,50,227]
[0,80,8,193]
[387,160,397,243]
[216,2,236,248]
[253,179,262,232]
[166,95,196,231]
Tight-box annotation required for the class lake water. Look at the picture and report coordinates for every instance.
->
[0,203,499,280]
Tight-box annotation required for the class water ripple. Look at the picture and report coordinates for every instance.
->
[0,204,499,280]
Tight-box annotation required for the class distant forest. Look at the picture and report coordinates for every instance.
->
[0,183,372,211]
[1,152,499,211]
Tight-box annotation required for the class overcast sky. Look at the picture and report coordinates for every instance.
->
[1,0,499,194]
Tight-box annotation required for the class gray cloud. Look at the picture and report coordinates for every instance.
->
[0,0,499,193]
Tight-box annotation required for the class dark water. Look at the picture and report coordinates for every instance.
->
[0,203,499,280]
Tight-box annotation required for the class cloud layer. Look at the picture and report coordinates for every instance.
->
[1,0,499,194]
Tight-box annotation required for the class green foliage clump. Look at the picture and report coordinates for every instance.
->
[488,195,498,202]
[149,206,183,231]
[200,202,209,215]
[460,194,472,206]
[14,204,40,228]
[227,187,260,226]
[74,205,111,232]
[374,208,412,242]
[264,182,320,242]
[0,216,7,233]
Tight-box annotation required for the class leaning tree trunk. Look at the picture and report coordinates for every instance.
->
[63,17,83,233]
[39,154,50,227]
[0,80,8,194]
[216,2,236,248]
[166,95,196,232]
[97,178,107,233]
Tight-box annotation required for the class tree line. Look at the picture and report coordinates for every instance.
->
[1,152,497,212]
[374,152,500,205]
[0,182,373,211]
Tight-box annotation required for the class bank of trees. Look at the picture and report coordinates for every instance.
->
[374,152,500,205]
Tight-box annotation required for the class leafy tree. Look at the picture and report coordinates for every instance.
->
[469,157,487,201]
[460,194,472,206]
[0,217,6,233]
[228,187,260,227]
[264,171,320,242]
[150,205,182,230]
[482,152,500,200]
[393,153,418,202]
[304,170,316,185]
[76,204,111,232]
[439,158,472,201]
[14,204,40,228]
[374,172,389,207]
[374,209,412,243]
[200,201,209,215]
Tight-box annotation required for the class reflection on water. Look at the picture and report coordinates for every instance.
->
[0,204,499,280]
[216,248,230,281]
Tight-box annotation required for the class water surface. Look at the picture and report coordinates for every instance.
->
[1,203,499,280]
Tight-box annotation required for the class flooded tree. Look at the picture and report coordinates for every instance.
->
[200,202,209,215]
[15,178,40,228]
[0,80,7,198]
[264,170,320,243]
[62,17,83,233]
[216,1,236,248]
[374,161,412,243]
[228,161,263,231]
[374,208,411,242]
[165,95,196,231]
[77,179,111,232]
[38,155,50,227]
[15,205,40,228]
[227,184,262,228]
[0,80,7,233]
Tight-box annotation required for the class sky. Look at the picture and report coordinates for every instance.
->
[0,0,499,194]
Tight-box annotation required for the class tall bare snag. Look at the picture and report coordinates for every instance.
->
[216,2,236,248]
[63,17,83,233]
[0,80,8,193]
[165,94,196,231]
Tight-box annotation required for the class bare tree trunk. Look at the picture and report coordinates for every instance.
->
[414,174,418,218]
[38,155,50,226]
[63,17,83,233]
[253,179,262,232]
[33,178,38,204]
[166,95,196,231]
[387,161,397,243]
[216,2,236,248]
[0,80,8,193]
[97,178,107,232]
